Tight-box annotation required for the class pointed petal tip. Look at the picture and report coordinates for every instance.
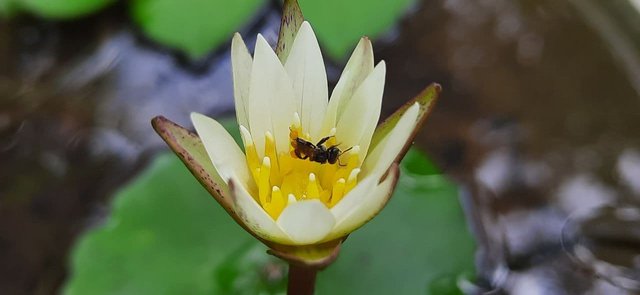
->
[151,115,177,139]
[360,37,372,49]
[256,33,270,48]
[368,60,386,81]
[377,60,386,69]
[190,112,211,127]
[432,82,442,93]
[232,32,241,43]
[189,111,203,120]
[231,33,248,49]
[150,115,166,128]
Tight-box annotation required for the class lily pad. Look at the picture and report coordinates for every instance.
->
[129,0,263,58]
[63,154,256,295]
[0,0,18,18]
[64,145,474,294]
[298,0,415,60]
[317,152,475,294]
[18,0,115,19]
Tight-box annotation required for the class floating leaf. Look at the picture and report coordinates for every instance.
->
[0,0,19,18]
[317,151,475,294]
[64,146,475,294]
[130,0,263,58]
[19,0,115,18]
[64,154,255,295]
[298,0,415,60]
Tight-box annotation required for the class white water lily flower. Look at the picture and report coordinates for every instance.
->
[189,21,422,246]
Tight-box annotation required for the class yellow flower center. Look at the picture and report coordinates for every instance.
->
[241,113,361,219]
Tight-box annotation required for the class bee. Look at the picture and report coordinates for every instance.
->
[292,136,352,165]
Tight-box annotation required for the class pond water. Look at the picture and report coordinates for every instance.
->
[1,0,639,294]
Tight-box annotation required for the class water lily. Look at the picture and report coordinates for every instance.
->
[152,4,439,266]
[193,22,420,244]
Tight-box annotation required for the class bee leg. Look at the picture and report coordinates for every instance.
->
[338,158,347,167]
[339,146,353,156]
[316,136,334,146]
[336,146,353,166]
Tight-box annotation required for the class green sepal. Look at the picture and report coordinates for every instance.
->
[275,0,305,63]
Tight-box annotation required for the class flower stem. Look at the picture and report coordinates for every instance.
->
[287,264,318,295]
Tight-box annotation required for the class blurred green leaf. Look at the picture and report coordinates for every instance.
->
[19,0,115,18]
[130,0,263,58]
[401,148,441,175]
[213,242,287,294]
[427,274,467,295]
[0,0,18,18]
[317,157,475,294]
[298,0,414,60]
[63,154,256,295]
[65,145,474,294]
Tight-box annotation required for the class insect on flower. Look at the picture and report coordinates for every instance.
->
[291,135,353,165]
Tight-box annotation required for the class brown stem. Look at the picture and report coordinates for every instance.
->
[287,263,318,295]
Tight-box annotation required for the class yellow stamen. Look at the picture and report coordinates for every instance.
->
[330,178,346,207]
[265,131,281,184]
[345,168,360,193]
[258,157,271,206]
[264,186,285,219]
[306,173,321,199]
[240,126,260,182]
[242,114,365,219]
[288,194,297,204]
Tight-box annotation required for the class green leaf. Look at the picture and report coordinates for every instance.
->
[213,242,288,294]
[63,154,255,295]
[0,0,19,18]
[401,147,441,176]
[130,0,263,59]
[64,148,475,294]
[316,156,475,294]
[19,0,115,19]
[298,0,415,60]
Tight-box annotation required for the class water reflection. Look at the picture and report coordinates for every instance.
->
[382,0,640,293]
[563,206,640,292]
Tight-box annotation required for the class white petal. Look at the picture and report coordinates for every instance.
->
[362,103,420,177]
[284,21,328,140]
[231,33,253,131]
[325,165,399,241]
[276,199,335,245]
[335,61,386,160]
[191,113,251,186]
[229,178,293,244]
[248,35,297,156]
[322,37,374,135]
[329,173,377,222]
